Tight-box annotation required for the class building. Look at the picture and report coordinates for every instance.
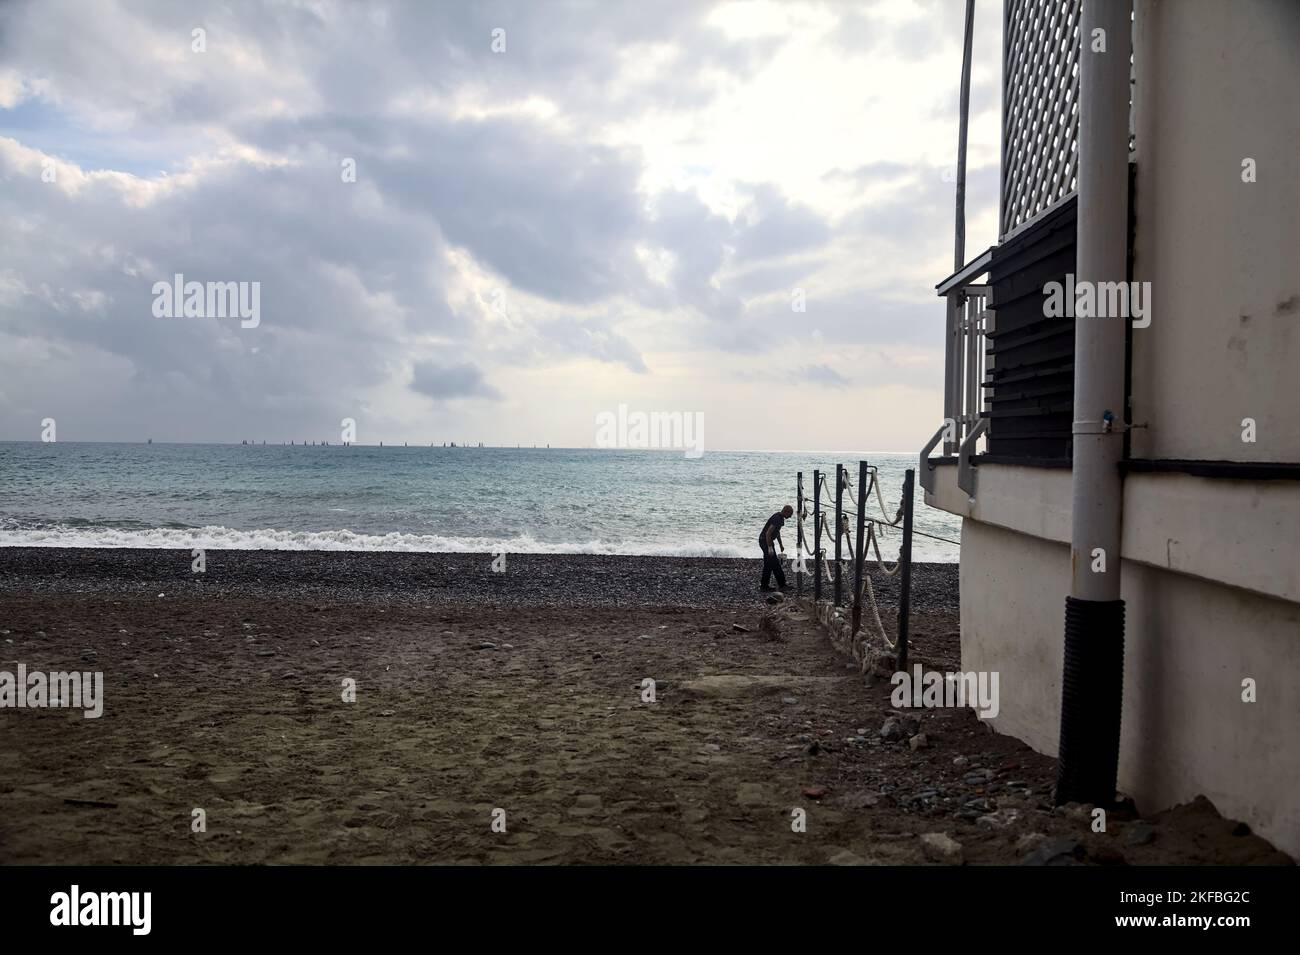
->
[921,0,1299,857]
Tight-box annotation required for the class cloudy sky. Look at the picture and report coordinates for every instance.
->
[0,0,1002,451]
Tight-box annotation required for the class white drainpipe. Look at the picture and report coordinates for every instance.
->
[1056,0,1132,807]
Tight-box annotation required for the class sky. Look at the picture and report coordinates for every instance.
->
[0,0,1002,451]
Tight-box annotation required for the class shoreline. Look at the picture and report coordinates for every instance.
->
[0,547,960,612]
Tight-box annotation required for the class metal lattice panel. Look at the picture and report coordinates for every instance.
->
[1001,0,1080,238]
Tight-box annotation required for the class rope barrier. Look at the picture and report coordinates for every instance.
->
[791,463,927,670]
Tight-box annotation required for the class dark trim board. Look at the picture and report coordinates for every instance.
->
[925,455,1300,481]
[1123,459,1300,481]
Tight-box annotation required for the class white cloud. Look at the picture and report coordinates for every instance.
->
[0,0,1002,449]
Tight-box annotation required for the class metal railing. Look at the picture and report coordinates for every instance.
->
[924,274,993,494]
[941,281,994,455]
[956,286,992,443]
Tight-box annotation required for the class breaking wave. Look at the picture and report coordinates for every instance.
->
[0,521,756,558]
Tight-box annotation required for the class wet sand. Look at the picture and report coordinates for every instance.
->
[0,549,1289,865]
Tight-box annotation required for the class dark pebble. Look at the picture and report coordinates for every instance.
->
[0,548,961,612]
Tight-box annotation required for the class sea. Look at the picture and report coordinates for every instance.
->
[0,443,961,562]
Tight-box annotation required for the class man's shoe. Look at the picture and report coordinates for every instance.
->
[759,586,774,592]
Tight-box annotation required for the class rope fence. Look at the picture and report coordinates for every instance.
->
[794,461,918,673]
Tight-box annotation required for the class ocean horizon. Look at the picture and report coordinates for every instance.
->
[0,441,961,561]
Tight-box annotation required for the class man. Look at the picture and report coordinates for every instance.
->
[758,504,794,591]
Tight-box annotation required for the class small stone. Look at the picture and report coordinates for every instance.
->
[501,643,514,650]
[952,756,969,767]
[802,786,827,799]
[908,733,929,751]
[836,792,881,810]
[1057,801,1092,821]
[574,794,602,809]
[856,728,868,736]
[731,623,751,633]
[976,809,1021,830]
[879,717,905,741]
[736,784,766,807]
[1015,832,1047,853]
[703,743,721,752]
[1089,845,1128,865]
[920,832,964,865]
[1020,837,1083,866]
[1125,822,1156,846]
[781,696,799,705]
[476,642,498,650]
[827,849,867,866]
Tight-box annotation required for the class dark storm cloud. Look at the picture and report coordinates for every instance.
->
[731,184,832,264]
[410,359,502,400]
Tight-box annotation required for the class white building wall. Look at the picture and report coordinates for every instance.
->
[1120,561,1300,852]
[1130,0,1300,462]
[960,518,1300,859]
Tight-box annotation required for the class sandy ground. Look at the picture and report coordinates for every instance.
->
[0,551,1290,865]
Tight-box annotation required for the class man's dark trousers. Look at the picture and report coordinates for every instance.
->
[760,542,786,589]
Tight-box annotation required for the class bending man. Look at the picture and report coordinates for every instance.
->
[758,504,793,592]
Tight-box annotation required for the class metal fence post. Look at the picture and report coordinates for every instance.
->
[898,468,916,672]
[852,460,867,634]
[812,470,821,604]
[834,464,843,606]
[796,471,804,598]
